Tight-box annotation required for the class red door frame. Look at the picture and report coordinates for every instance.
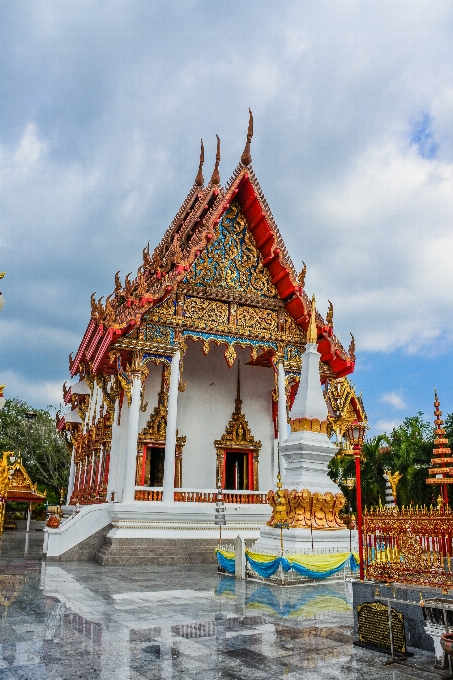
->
[223,450,254,490]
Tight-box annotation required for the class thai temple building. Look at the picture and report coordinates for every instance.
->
[53,114,366,565]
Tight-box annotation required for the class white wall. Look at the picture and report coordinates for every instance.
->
[176,341,275,491]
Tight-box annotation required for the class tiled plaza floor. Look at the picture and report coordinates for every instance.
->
[0,531,443,679]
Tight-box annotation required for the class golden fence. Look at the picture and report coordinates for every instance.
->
[364,506,453,590]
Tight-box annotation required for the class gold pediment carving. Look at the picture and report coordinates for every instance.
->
[183,202,278,299]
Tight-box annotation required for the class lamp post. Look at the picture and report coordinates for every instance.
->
[0,271,5,312]
[24,411,37,530]
[346,421,368,581]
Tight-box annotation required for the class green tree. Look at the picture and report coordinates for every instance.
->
[0,398,70,502]
[328,434,390,511]
[384,413,433,507]
[360,434,390,508]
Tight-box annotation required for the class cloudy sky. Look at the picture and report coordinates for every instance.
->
[1,1,452,433]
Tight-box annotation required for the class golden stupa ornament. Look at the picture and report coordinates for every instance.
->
[307,295,317,344]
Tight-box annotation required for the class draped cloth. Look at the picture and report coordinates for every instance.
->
[215,549,235,574]
[215,549,358,579]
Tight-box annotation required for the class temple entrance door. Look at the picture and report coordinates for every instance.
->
[142,446,165,487]
[223,450,253,491]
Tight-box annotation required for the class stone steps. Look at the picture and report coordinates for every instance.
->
[94,536,222,566]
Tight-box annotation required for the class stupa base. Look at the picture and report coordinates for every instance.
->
[252,524,357,554]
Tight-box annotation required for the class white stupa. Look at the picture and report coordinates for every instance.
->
[252,297,355,554]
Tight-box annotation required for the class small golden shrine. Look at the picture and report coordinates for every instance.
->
[0,452,46,534]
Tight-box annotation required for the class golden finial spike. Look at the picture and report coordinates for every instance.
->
[0,272,5,279]
[240,108,253,166]
[348,333,356,360]
[326,300,333,326]
[307,295,317,344]
[298,261,306,288]
[210,135,221,185]
[195,139,204,187]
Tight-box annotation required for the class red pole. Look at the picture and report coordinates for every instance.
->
[354,446,364,580]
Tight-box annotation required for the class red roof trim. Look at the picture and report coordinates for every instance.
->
[71,318,96,377]
[85,324,104,361]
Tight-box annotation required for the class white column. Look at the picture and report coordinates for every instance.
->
[26,503,32,532]
[162,350,180,504]
[107,399,120,502]
[122,376,142,504]
[66,446,76,505]
[97,446,104,486]
[278,362,287,445]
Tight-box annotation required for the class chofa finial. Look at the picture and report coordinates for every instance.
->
[326,300,333,326]
[195,139,204,187]
[307,295,317,344]
[348,333,356,360]
[298,261,306,288]
[241,108,253,166]
[210,135,221,185]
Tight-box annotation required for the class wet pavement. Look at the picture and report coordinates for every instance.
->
[0,531,441,678]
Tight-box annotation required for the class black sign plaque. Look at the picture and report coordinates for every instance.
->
[356,601,407,654]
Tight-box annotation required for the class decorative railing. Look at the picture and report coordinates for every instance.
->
[133,487,267,503]
[363,505,453,590]
[134,487,163,501]
[174,489,267,504]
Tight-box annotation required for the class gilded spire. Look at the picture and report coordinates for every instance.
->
[240,108,253,166]
[307,295,317,344]
[427,388,452,490]
[195,139,204,187]
[235,362,242,413]
[210,135,221,185]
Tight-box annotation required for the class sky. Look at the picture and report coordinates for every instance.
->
[1,0,452,434]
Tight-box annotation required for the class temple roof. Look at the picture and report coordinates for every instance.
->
[70,120,355,380]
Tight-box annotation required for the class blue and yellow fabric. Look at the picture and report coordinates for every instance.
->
[215,549,359,579]
[246,585,351,617]
[215,549,235,574]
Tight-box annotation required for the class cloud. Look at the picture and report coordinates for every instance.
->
[1,0,453,418]
[0,370,63,410]
[380,392,407,410]
[375,419,401,434]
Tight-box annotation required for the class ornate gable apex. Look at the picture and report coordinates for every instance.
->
[181,201,280,301]
[73,140,355,381]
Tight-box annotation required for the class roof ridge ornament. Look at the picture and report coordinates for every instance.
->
[298,261,306,288]
[195,139,204,187]
[348,333,356,361]
[240,108,253,166]
[307,295,317,344]
[210,135,221,185]
[326,300,334,327]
